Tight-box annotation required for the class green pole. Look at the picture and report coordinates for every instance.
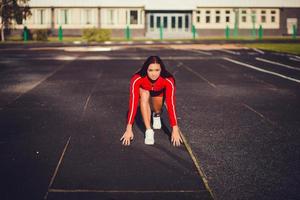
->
[292,24,297,39]
[192,25,196,40]
[251,14,256,38]
[225,25,230,40]
[160,25,163,40]
[23,26,28,42]
[58,25,63,41]
[125,25,131,40]
[233,9,239,38]
[258,25,263,40]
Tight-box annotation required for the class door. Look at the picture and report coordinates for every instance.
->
[287,18,297,34]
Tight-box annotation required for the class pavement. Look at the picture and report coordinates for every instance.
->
[0,44,299,200]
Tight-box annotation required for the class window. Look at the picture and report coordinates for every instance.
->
[225,10,230,14]
[150,15,154,28]
[156,16,161,28]
[261,10,266,14]
[271,16,276,23]
[206,16,210,23]
[178,16,182,28]
[205,10,211,23]
[242,10,247,14]
[84,9,91,24]
[261,16,266,23]
[197,16,200,23]
[196,10,200,14]
[226,16,230,23]
[171,16,176,28]
[163,16,168,28]
[61,9,69,24]
[107,10,114,25]
[242,16,247,23]
[37,9,45,24]
[270,10,277,23]
[185,15,189,29]
[215,10,220,23]
[130,10,138,24]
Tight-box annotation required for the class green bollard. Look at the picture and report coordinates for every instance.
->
[23,26,28,42]
[258,25,263,40]
[125,25,131,40]
[58,26,63,41]
[233,23,238,38]
[160,25,163,40]
[192,25,196,40]
[292,25,297,39]
[225,25,230,40]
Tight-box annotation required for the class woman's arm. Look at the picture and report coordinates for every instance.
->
[121,75,141,145]
[165,78,183,146]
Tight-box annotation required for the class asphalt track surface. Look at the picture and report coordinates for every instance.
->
[0,45,299,200]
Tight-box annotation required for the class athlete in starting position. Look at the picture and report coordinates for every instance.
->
[120,56,183,146]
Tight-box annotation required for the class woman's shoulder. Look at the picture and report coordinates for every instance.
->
[130,74,142,82]
[162,76,175,83]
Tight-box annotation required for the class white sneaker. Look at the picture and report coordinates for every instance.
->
[144,129,155,145]
[152,113,162,129]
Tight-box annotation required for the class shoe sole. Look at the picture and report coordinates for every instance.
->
[145,140,155,145]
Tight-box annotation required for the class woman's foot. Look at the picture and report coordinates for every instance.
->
[145,129,155,145]
[152,112,162,129]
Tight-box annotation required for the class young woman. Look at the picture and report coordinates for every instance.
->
[120,56,183,147]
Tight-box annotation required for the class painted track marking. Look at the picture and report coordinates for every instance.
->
[0,55,78,110]
[48,189,205,193]
[252,48,265,54]
[223,57,300,84]
[219,49,240,55]
[180,130,215,200]
[242,103,275,126]
[44,136,72,200]
[180,63,217,88]
[256,57,300,71]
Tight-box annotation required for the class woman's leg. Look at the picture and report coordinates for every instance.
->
[139,88,151,129]
[151,96,163,115]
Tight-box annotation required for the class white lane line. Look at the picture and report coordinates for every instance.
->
[252,48,265,54]
[223,57,300,84]
[242,103,275,126]
[256,57,300,71]
[49,189,204,193]
[1,56,223,61]
[180,63,217,88]
[0,56,78,110]
[294,55,300,59]
[191,50,213,56]
[145,41,154,44]
[289,57,300,62]
[44,136,72,200]
[219,49,240,55]
[179,130,215,200]
[81,73,102,120]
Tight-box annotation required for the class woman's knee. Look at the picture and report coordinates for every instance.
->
[139,88,150,105]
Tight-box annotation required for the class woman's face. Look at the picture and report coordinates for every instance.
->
[147,63,161,81]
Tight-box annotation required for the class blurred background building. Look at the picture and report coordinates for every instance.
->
[11,0,300,38]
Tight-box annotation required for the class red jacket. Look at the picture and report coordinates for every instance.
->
[127,74,177,127]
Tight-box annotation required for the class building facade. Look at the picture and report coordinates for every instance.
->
[10,0,300,38]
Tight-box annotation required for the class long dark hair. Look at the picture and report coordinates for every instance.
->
[135,56,174,79]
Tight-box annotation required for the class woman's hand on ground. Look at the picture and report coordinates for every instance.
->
[120,129,134,146]
[171,126,183,147]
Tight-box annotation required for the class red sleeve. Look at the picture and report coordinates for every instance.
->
[127,75,141,125]
[165,77,177,127]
